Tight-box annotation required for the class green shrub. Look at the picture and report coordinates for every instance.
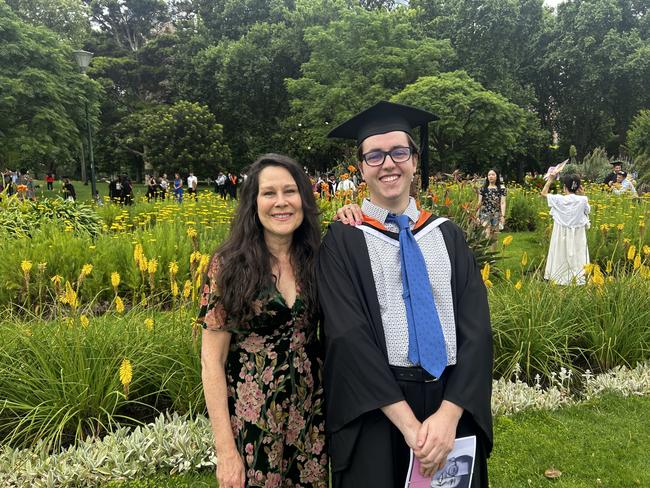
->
[505,190,541,231]
[0,309,203,451]
[490,271,650,383]
[0,197,102,238]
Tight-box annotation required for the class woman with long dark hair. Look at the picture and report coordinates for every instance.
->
[477,169,507,239]
[199,154,328,488]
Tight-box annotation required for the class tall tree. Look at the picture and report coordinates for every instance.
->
[0,0,100,173]
[87,0,170,52]
[6,0,91,44]
[285,7,455,168]
[191,21,306,166]
[392,71,544,175]
[196,0,293,40]
[543,0,650,156]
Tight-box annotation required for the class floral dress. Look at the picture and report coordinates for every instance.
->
[479,186,507,226]
[199,262,328,487]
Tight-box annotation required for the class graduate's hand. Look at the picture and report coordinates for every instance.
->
[403,421,422,452]
[216,449,246,488]
[415,400,463,477]
[334,204,363,226]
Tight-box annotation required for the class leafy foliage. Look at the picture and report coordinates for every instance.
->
[140,101,230,176]
[506,191,539,232]
[0,1,101,171]
[0,196,102,238]
[392,71,537,173]
[627,109,650,186]
[284,7,455,167]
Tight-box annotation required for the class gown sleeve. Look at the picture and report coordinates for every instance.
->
[317,224,405,435]
[197,257,229,331]
[441,222,494,449]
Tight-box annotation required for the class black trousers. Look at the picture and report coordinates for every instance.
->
[332,371,488,488]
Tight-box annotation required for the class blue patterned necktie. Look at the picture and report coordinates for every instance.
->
[385,213,448,378]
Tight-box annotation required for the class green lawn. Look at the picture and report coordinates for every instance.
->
[490,394,650,487]
[104,394,650,488]
[497,230,547,278]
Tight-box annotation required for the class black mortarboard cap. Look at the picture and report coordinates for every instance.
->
[327,101,438,146]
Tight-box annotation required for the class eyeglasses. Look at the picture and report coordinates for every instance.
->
[362,146,414,167]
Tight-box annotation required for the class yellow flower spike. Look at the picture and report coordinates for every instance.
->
[147,259,158,274]
[520,252,528,267]
[627,245,637,261]
[138,256,148,273]
[111,272,121,289]
[190,251,202,264]
[480,263,490,282]
[81,264,93,277]
[21,260,33,274]
[617,223,624,231]
[643,245,650,256]
[37,262,47,272]
[502,235,513,247]
[198,254,210,274]
[187,227,198,238]
[634,254,641,270]
[605,260,613,274]
[169,261,179,275]
[80,315,90,328]
[483,279,493,288]
[62,281,79,309]
[514,280,523,290]
[171,280,179,297]
[182,280,192,298]
[133,243,144,265]
[591,269,605,287]
[119,358,133,397]
[505,269,511,281]
[51,275,63,286]
[115,296,125,314]
[144,318,154,332]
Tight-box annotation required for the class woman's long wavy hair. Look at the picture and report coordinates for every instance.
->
[213,154,321,324]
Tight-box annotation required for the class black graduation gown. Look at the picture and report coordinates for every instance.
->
[317,216,493,486]
[603,172,617,186]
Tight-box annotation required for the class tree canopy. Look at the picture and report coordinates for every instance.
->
[0,0,100,172]
[3,0,650,179]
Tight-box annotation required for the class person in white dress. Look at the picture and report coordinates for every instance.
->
[540,173,590,285]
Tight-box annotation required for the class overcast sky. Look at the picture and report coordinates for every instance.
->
[544,0,566,8]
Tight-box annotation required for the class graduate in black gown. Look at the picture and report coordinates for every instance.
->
[317,101,493,488]
[603,161,622,187]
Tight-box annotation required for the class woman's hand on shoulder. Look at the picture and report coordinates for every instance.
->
[216,449,246,488]
[334,204,363,226]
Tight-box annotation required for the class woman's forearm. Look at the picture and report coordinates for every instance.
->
[540,177,553,197]
[202,364,238,455]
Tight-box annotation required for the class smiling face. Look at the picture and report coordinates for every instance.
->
[359,131,416,213]
[256,165,304,240]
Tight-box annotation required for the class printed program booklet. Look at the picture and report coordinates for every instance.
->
[404,435,476,488]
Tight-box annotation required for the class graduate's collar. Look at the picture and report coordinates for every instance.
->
[361,197,419,227]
